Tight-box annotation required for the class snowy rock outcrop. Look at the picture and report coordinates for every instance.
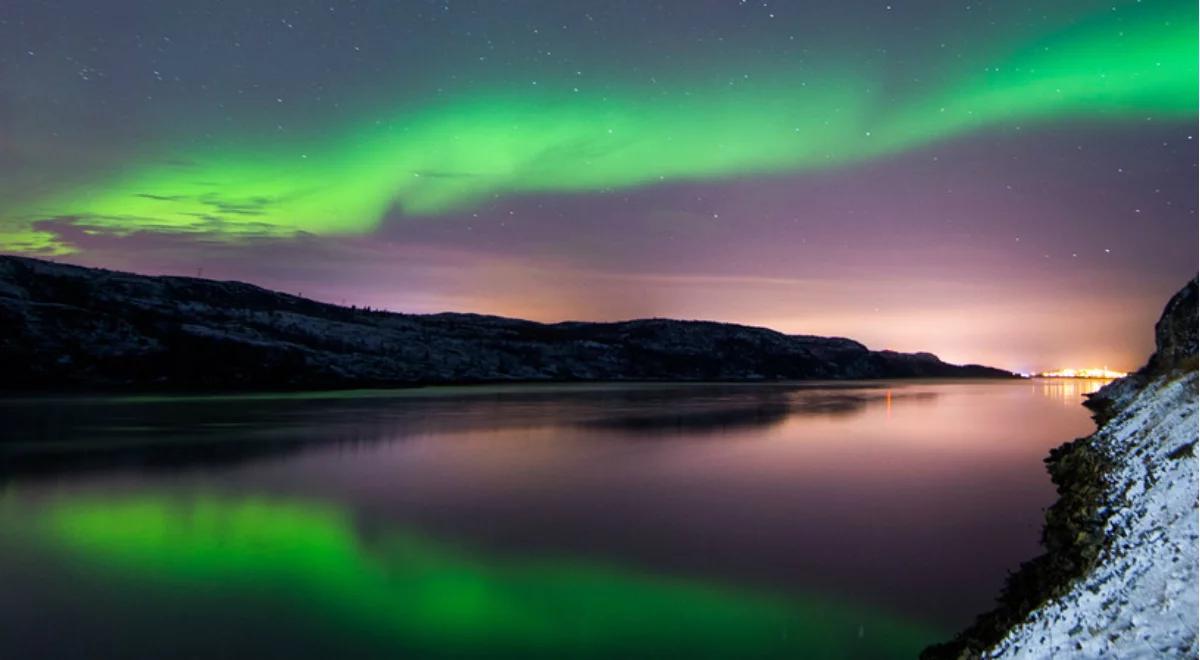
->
[927,278,1198,659]
[989,369,1198,658]
[988,278,1199,659]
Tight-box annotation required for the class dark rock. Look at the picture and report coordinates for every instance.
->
[1151,277,1199,372]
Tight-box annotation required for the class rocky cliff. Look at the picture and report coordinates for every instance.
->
[925,277,1199,659]
[0,256,1012,390]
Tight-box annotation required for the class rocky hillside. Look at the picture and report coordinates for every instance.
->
[926,277,1198,659]
[0,256,1012,390]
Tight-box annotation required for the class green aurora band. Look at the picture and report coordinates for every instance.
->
[3,3,1196,252]
[8,494,941,657]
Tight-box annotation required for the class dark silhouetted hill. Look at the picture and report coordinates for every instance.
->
[0,255,1014,390]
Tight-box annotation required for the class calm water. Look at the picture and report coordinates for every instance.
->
[0,379,1107,659]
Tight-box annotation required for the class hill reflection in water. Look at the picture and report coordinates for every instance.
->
[0,380,1101,658]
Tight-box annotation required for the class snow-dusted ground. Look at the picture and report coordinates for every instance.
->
[990,370,1199,659]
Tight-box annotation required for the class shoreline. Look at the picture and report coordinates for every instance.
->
[924,277,1198,659]
[920,399,1117,658]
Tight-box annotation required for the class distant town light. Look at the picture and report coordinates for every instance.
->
[1036,367,1128,379]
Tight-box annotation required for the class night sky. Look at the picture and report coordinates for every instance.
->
[2,0,1196,372]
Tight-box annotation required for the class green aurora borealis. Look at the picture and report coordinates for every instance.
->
[6,494,939,657]
[3,1,1195,250]
[2,0,1198,369]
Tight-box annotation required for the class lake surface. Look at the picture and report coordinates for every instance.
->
[0,379,1108,658]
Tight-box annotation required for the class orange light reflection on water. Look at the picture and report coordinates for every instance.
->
[1032,377,1112,405]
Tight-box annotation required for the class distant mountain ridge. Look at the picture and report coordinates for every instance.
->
[0,255,1014,390]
